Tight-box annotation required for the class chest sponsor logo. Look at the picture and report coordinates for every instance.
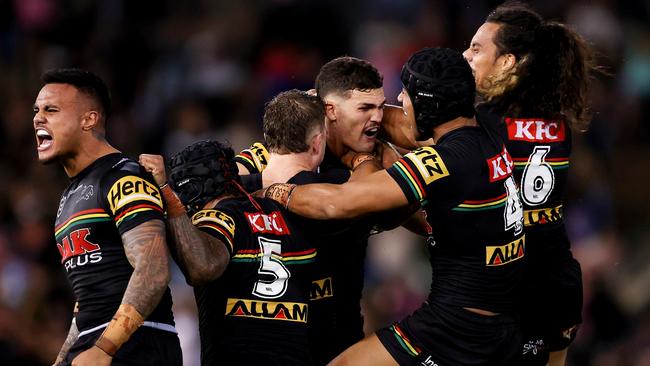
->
[310,277,333,301]
[56,228,103,271]
[107,176,162,213]
[486,235,525,266]
[192,210,236,236]
[245,211,290,235]
[506,118,566,143]
[225,298,308,323]
[487,147,514,182]
[405,147,450,185]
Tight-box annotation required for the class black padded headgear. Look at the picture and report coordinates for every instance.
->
[400,47,476,140]
[169,140,241,216]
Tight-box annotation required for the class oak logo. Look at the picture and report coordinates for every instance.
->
[405,147,450,185]
[225,298,308,323]
[192,210,236,236]
[486,236,525,266]
[506,118,566,143]
[57,228,102,271]
[310,277,333,300]
[245,211,290,235]
[487,146,514,182]
[107,176,162,213]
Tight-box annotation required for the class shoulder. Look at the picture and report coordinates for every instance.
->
[100,155,163,213]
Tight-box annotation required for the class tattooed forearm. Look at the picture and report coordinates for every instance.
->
[54,314,79,365]
[167,214,230,286]
[121,219,171,317]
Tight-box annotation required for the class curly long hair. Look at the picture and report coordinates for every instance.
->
[479,2,597,131]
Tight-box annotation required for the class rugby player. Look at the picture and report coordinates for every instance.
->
[139,139,319,365]
[34,69,181,366]
[262,47,526,366]
[240,58,394,365]
[463,2,596,365]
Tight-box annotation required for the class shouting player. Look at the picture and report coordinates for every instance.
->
[34,69,181,366]
[463,2,596,365]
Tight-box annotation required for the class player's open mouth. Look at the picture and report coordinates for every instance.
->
[36,129,53,151]
[363,126,379,138]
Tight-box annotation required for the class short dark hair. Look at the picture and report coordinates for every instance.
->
[263,89,325,154]
[315,56,383,98]
[481,1,596,131]
[41,68,112,120]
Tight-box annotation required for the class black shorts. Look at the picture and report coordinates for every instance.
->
[376,301,521,366]
[518,230,583,364]
[63,325,182,366]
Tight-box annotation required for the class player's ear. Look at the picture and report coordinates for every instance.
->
[81,110,100,132]
[324,101,337,121]
[499,53,517,73]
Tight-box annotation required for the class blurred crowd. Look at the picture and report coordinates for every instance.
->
[0,0,648,365]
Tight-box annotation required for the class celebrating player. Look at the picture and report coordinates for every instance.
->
[34,68,181,366]
[262,47,526,366]
[140,139,319,365]
[463,2,596,365]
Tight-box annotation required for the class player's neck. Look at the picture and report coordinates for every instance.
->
[262,152,315,187]
[432,116,478,144]
[62,137,119,178]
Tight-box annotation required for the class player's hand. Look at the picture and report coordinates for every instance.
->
[139,154,167,186]
[379,104,419,150]
[71,345,112,366]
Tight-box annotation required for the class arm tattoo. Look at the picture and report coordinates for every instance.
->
[55,314,79,364]
[167,214,230,286]
[121,219,171,317]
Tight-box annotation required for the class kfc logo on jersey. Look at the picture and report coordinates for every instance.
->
[57,228,103,271]
[245,211,290,235]
[506,118,566,143]
[487,146,515,182]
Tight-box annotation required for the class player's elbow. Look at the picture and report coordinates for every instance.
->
[186,259,227,286]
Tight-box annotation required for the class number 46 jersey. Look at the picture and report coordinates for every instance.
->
[479,106,571,233]
[190,196,317,366]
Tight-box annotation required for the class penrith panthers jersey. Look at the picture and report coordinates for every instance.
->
[54,153,174,332]
[477,106,572,232]
[191,197,317,366]
[387,124,525,313]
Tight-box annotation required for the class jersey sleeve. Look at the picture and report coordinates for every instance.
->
[386,146,451,204]
[191,208,237,256]
[103,164,165,235]
[386,145,474,208]
[235,142,269,174]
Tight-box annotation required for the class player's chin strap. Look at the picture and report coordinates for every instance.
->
[231,179,264,212]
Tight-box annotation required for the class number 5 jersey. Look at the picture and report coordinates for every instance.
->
[190,196,317,366]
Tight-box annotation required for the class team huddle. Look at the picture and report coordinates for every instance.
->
[35,3,595,366]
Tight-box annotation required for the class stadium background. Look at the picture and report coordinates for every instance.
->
[0,0,648,364]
